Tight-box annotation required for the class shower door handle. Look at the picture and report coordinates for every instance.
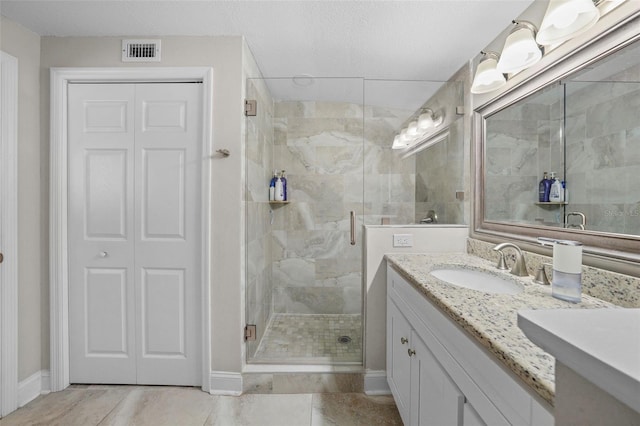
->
[350,211,356,246]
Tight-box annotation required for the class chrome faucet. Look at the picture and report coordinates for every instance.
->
[492,242,529,277]
[565,211,586,230]
[420,210,438,224]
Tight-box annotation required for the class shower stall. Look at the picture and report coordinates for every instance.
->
[244,77,457,365]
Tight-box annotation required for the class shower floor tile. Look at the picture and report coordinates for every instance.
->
[252,314,362,364]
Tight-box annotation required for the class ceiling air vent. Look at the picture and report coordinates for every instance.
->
[122,39,161,62]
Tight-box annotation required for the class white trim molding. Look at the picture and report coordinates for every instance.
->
[209,371,243,396]
[364,370,391,395]
[49,67,214,392]
[18,370,50,408]
[0,50,19,418]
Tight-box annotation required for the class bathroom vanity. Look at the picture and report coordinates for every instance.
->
[385,253,614,426]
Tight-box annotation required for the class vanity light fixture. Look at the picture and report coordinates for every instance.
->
[392,134,409,149]
[471,51,507,94]
[392,128,413,150]
[497,21,543,74]
[392,108,445,150]
[406,120,419,136]
[417,108,443,130]
[535,0,600,46]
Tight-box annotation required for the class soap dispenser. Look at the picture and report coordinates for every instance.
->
[539,237,583,302]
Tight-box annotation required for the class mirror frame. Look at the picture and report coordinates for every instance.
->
[472,7,640,266]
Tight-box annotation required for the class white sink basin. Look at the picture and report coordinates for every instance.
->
[430,268,523,295]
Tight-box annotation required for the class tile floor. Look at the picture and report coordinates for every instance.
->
[0,385,402,426]
[253,314,362,364]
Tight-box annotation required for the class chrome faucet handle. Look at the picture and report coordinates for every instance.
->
[496,251,508,270]
[492,242,529,277]
[533,263,551,285]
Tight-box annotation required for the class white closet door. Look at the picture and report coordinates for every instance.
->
[68,83,202,386]
[68,83,137,383]
[133,83,201,385]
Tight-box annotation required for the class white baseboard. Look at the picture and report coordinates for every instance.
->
[18,370,50,407]
[364,370,391,395]
[209,371,242,396]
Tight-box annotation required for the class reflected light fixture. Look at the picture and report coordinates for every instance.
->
[392,128,412,150]
[497,21,543,74]
[407,120,419,136]
[392,134,408,149]
[536,0,600,46]
[471,51,506,94]
[417,108,443,130]
[392,108,445,150]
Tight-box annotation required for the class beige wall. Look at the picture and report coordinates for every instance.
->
[40,35,247,373]
[1,16,43,382]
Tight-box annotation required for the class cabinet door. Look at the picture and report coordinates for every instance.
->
[411,331,464,426]
[463,402,486,426]
[387,298,413,425]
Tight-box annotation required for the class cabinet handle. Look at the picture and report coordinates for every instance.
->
[408,348,416,357]
[400,337,408,345]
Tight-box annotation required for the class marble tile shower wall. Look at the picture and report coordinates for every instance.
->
[485,98,564,226]
[246,79,275,358]
[414,80,467,225]
[564,77,640,235]
[415,116,465,224]
[271,101,415,315]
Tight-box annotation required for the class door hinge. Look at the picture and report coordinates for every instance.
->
[244,324,257,341]
[245,99,257,116]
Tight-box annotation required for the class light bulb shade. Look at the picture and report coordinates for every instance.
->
[536,0,600,46]
[392,129,416,149]
[392,134,406,149]
[418,112,434,129]
[471,55,506,94]
[497,26,542,74]
[407,120,419,136]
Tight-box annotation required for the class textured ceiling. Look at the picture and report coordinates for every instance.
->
[1,0,535,109]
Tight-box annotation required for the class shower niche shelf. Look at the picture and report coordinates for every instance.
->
[534,201,567,206]
[269,200,290,204]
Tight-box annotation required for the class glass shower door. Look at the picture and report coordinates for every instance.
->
[245,77,364,364]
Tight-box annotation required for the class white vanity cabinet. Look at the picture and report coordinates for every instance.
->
[387,297,464,425]
[386,264,553,426]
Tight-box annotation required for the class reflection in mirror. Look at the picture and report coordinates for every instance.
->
[483,38,640,237]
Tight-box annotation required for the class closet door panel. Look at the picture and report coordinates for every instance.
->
[68,83,136,384]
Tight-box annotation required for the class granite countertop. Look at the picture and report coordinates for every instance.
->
[385,252,616,406]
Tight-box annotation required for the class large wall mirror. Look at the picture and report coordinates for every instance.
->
[474,12,640,263]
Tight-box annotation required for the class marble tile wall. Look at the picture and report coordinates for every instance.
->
[247,80,469,335]
[485,85,565,227]
[485,67,640,236]
[245,78,275,359]
[271,100,416,315]
[414,81,467,225]
[363,105,418,225]
[564,78,640,235]
[415,116,466,224]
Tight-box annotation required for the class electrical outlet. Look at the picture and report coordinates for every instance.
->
[393,234,413,247]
